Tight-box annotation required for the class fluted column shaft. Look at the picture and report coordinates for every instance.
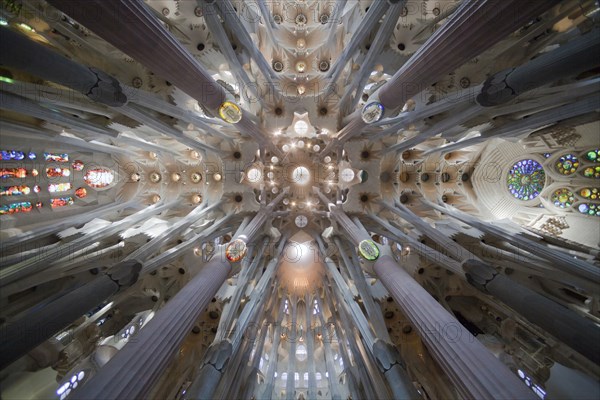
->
[0,260,140,369]
[72,255,231,399]
[0,91,119,137]
[1,201,176,283]
[464,260,600,365]
[373,255,535,400]
[428,202,600,283]
[378,0,561,110]
[47,0,226,111]
[0,27,125,106]
[477,28,600,106]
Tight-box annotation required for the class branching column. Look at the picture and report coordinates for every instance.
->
[377,0,561,110]
[464,259,600,365]
[373,255,536,400]
[71,251,232,399]
[0,26,126,106]
[0,260,140,370]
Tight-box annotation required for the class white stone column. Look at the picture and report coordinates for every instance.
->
[374,255,536,400]
[71,253,232,399]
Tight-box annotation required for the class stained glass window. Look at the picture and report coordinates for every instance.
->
[44,152,69,162]
[507,159,546,201]
[75,187,87,198]
[577,203,599,217]
[583,166,600,179]
[0,185,31,196]
[33,185,41,193]
[51,197,74,208]
[0,150,26,160]
[0,201,33,215]
[555,154,579,175]
[551,188,574,208]
[579,188,599,200]
[84,169,114,188]
[584,149,599,162]
[48,183,72,193]
[0,168,36,179]
[71,160,84,171]
[46,167,71,178]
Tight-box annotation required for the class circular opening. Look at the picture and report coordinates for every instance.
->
[417,268,424,275]
[178,268,185,275]
[402,325,412,334]
[360,194,369,202]
[319,107,328,116]
[361,150,370,159]
[235,195,243,202]
[400,194,409,204]
[442,195,448,203]
[421,173,430,182]
[320,14,329,24]
[441,172,450,182]
[233,151,241,159]
[272,60,283,72]
[461,173,470,182]
[292,166,310,185]
[397,43,405,51]
[192,326,201,334]
[384,311,394,319]
[197,43,205,51]
[209,311,219,319]
[275,107,283,115]
[232,44,237,50]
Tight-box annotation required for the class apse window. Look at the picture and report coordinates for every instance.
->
[84,169,114,188]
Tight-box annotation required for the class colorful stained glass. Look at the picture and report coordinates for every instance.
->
[33,185,41,193]
[75,187,87,198]
[583,166,600,179]
[0,185,31,196]
[584,149,599,162]
[0,201,33,215]
[543,153,552,158]
[28,152,36,160]
[507,159,546,201]
[50,197,74,208]
[577,203,600,216]
[551,188,574,208]
[35,201,42,208]
[71,160,84,171]
[48,183,72,193]
[84,169,114,188]
[0,150,26,160]
[1,168,28,179]
[225,239,248,262]
[46,167,71,178]
[44,152,69,162]
[579,188,599,200]
[555,154,579,175]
